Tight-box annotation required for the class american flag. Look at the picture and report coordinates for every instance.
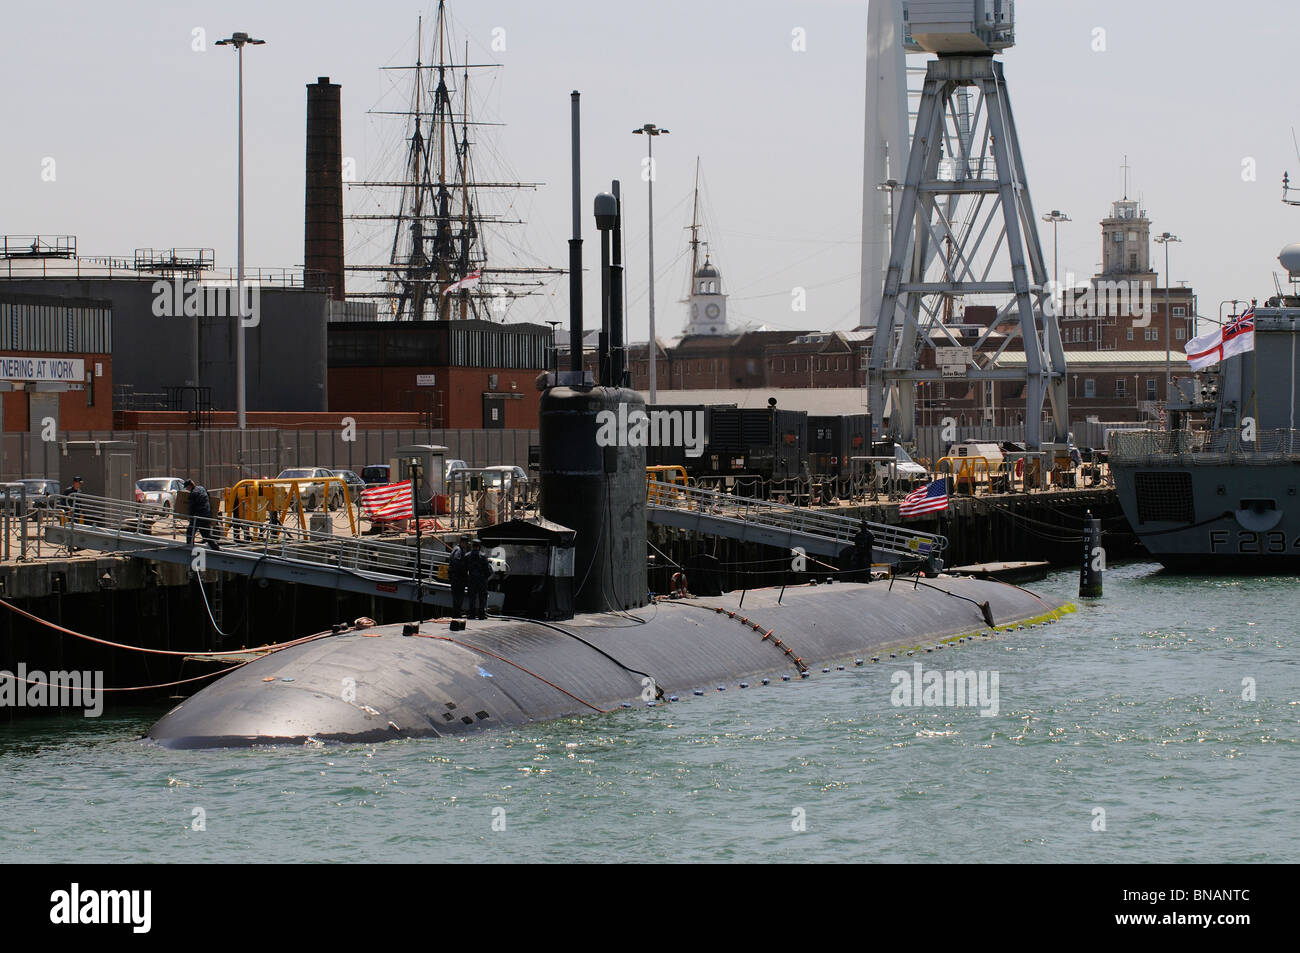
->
[899,479,949,518]
[360,481,414,521]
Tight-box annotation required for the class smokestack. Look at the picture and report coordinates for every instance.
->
[305,76,344,300]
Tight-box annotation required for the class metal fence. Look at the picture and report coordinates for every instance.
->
[0,428,538,486]
[1108,428,1300,464]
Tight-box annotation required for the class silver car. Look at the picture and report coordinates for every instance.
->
[275,467,337,510]
[135,477,186,512]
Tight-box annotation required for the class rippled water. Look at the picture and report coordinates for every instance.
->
[2,562,1297,863]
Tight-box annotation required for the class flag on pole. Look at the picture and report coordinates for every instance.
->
[899,478,949,518]
[360,481,414,521]
[1185,307,1255,371]
[442,270,482,295]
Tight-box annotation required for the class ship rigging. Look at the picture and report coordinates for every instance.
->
[345,1,562,321]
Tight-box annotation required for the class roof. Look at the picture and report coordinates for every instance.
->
[641,388,872,416]
[989,350,1188,367]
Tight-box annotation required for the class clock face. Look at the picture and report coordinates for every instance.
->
[705,303,720,319]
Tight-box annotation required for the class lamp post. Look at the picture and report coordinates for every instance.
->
[633,123,668,401]
[215,31,265,431]
[876,178,902,264]
[1041,210,1071,323]
[1155,231,1181,399]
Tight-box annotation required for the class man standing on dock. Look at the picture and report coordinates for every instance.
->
[183,479,222,551]
[465,538,491,620]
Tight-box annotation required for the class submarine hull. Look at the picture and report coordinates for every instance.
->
[149,577,1068,748]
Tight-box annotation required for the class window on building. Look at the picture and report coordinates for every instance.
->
[1126,327,1134,341]
[1172,306,1186,317]
[1084,378,1096,398]
[1146,378,1157,400]
[1115,379,1128,397]
[1129,254,1138,270]
[1175,327,1185,341]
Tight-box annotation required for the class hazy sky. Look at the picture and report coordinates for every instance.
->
[4,0,1298,340]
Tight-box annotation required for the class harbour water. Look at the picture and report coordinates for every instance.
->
[1,562,1296,864]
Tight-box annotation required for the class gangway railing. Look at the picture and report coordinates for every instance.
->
[36,493,496,610]
[646,483,946,561]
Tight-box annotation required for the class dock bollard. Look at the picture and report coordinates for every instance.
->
[1079,509,1103,598]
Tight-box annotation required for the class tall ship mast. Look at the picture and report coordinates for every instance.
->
[345,1,561,321]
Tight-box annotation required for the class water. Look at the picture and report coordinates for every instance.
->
[2,562,1297,863]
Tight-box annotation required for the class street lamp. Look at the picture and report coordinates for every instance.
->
[877,178,902,263]
[633,123,668,402]
[1041,210,1071,322]
[215,31,265,431]
[1155,231,1182,399]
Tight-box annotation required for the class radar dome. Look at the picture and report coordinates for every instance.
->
[1279,243,1300,278]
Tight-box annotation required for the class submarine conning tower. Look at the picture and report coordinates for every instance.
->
[537,94,647,616]
[540,386,648,614]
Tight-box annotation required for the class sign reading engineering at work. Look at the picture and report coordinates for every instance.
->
[0,356,85,382]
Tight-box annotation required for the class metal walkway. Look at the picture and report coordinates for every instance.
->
[646,484,945,562]
[39,494,500,611]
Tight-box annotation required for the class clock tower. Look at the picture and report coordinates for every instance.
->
[684,255,729,336]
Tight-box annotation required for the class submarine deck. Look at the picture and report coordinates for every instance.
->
[148,575,1070,749]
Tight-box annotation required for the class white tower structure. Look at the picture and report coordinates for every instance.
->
[862,0,1069,448]
[684,255,728,336]
[858,0,911,332]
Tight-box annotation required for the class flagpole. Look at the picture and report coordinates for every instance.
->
[412,469,423,624]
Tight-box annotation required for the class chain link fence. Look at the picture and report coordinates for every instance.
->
[0,428,538,485]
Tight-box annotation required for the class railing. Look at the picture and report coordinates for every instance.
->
[1109,428,1300,465]
[646,482,946,558]
[0,255,328,290]
[43,493,449,583]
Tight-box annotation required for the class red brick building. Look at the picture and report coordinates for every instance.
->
[0,293,114,432]
[327,320,549,429]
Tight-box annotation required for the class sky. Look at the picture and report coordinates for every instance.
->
[4,0,1299,341]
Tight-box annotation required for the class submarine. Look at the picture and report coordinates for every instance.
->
[148,93,1070,749]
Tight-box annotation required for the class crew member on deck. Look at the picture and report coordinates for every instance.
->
[449,534,470,618]
[465,539,492,620]
[853,520,875,583]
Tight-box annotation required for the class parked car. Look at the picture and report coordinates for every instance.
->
[445,459,469,482]
[275,467,337,510]
[482,465,529,486]
[330,469,367,506]
[135,477,186,512]
[361,464,391,487]
[16,478,61,512]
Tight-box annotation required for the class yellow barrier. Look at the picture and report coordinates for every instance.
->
[936,455,991,495]
[646,466,688,505]
[224,477,358,537]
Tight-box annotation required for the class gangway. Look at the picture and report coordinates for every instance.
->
[38,494,501,611]
[646,484,946,563]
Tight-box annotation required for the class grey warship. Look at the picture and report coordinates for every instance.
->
[1111,265,1300,571]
